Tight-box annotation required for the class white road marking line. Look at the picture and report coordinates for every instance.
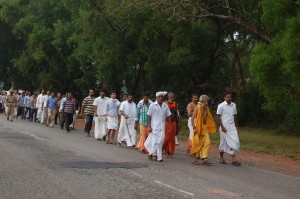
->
[131,171,143,177]
[20,131,44,141]
[154,180,194,196]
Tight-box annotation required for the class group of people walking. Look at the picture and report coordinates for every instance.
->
[82,89,241,165]
[1,89,78,132]
[1,88,241,166]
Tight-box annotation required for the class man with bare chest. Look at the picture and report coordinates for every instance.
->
[186,93,198,156]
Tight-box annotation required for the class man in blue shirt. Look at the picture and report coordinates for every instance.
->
[17,92,25,119]
[46,92,58,127]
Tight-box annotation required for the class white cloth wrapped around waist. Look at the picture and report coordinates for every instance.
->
[219,125,240,156]
[144,130,165,154]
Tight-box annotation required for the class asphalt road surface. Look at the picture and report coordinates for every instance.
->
[0,115,299,199]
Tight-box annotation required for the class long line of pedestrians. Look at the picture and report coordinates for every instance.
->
[1,88,241,166]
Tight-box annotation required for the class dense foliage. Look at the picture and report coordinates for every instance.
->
[0,0,299,134]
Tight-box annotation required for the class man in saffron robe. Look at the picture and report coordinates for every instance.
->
[191,95,217,165]
[163,92,180,159]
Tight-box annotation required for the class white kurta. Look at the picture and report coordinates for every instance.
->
[14,95,19,116]
[93,96,109,140]
[42,95,49,123]
[117,101,136,146]
[217,101,240,155]
[37,94,45,122]
[144,101,171,160]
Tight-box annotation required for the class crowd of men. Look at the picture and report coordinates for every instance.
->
[0,88,241,166]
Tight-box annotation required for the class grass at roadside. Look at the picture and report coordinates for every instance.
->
[178,118,300,159]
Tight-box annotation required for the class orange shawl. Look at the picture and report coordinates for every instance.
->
[195,105,217,134]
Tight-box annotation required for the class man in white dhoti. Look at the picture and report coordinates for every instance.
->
[93,90,109,140]
[105,91,120,144]
[144,91,172,162]
[117,94,136,148]
[217,92,241,166]
[37,90,45,123]
[42,91,50,125]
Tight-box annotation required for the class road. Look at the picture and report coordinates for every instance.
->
[0,115,299,199]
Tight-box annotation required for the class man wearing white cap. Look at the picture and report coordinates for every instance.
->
[144,91,172,162]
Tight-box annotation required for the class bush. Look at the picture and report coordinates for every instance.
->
[279,108,300,136]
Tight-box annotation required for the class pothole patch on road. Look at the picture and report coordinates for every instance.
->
[61,161,148,169]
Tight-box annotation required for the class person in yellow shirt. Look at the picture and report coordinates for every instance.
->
[191,95,217,165]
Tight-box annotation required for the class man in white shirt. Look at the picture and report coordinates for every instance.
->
[144,91,172,162]
[42,91,50,125]
[93,90,109,140]
[217,92,241,166]
[117,94,136,148]
[36,90,45,123]
[59,93,67,129]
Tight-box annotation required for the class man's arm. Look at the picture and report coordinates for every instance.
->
[234,114,239,133]
[167,115,172,133]
[62,101,66,114]
[134,106,140,130]
[148,115,152,132]
[191,107,198,131]
[93,105,98,117]
[73,102,76,114]
[187,104,193,117]
[120,109,128,119]
[216,115,226,133]
[14,96,17,108]
[81,100,85,116]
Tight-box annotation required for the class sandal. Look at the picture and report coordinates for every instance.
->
[167,153,173,159]
[232,161,241,166]
[186,149,192,156]
[148,155,153,160]
[158,159,163,162]
[192,160,199,165]
[219,159,227,164]
[202,160,212,166]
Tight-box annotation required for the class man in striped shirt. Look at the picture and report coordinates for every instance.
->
[81,89,95,136]
[63,93,76,132]
[135,92,153,152]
